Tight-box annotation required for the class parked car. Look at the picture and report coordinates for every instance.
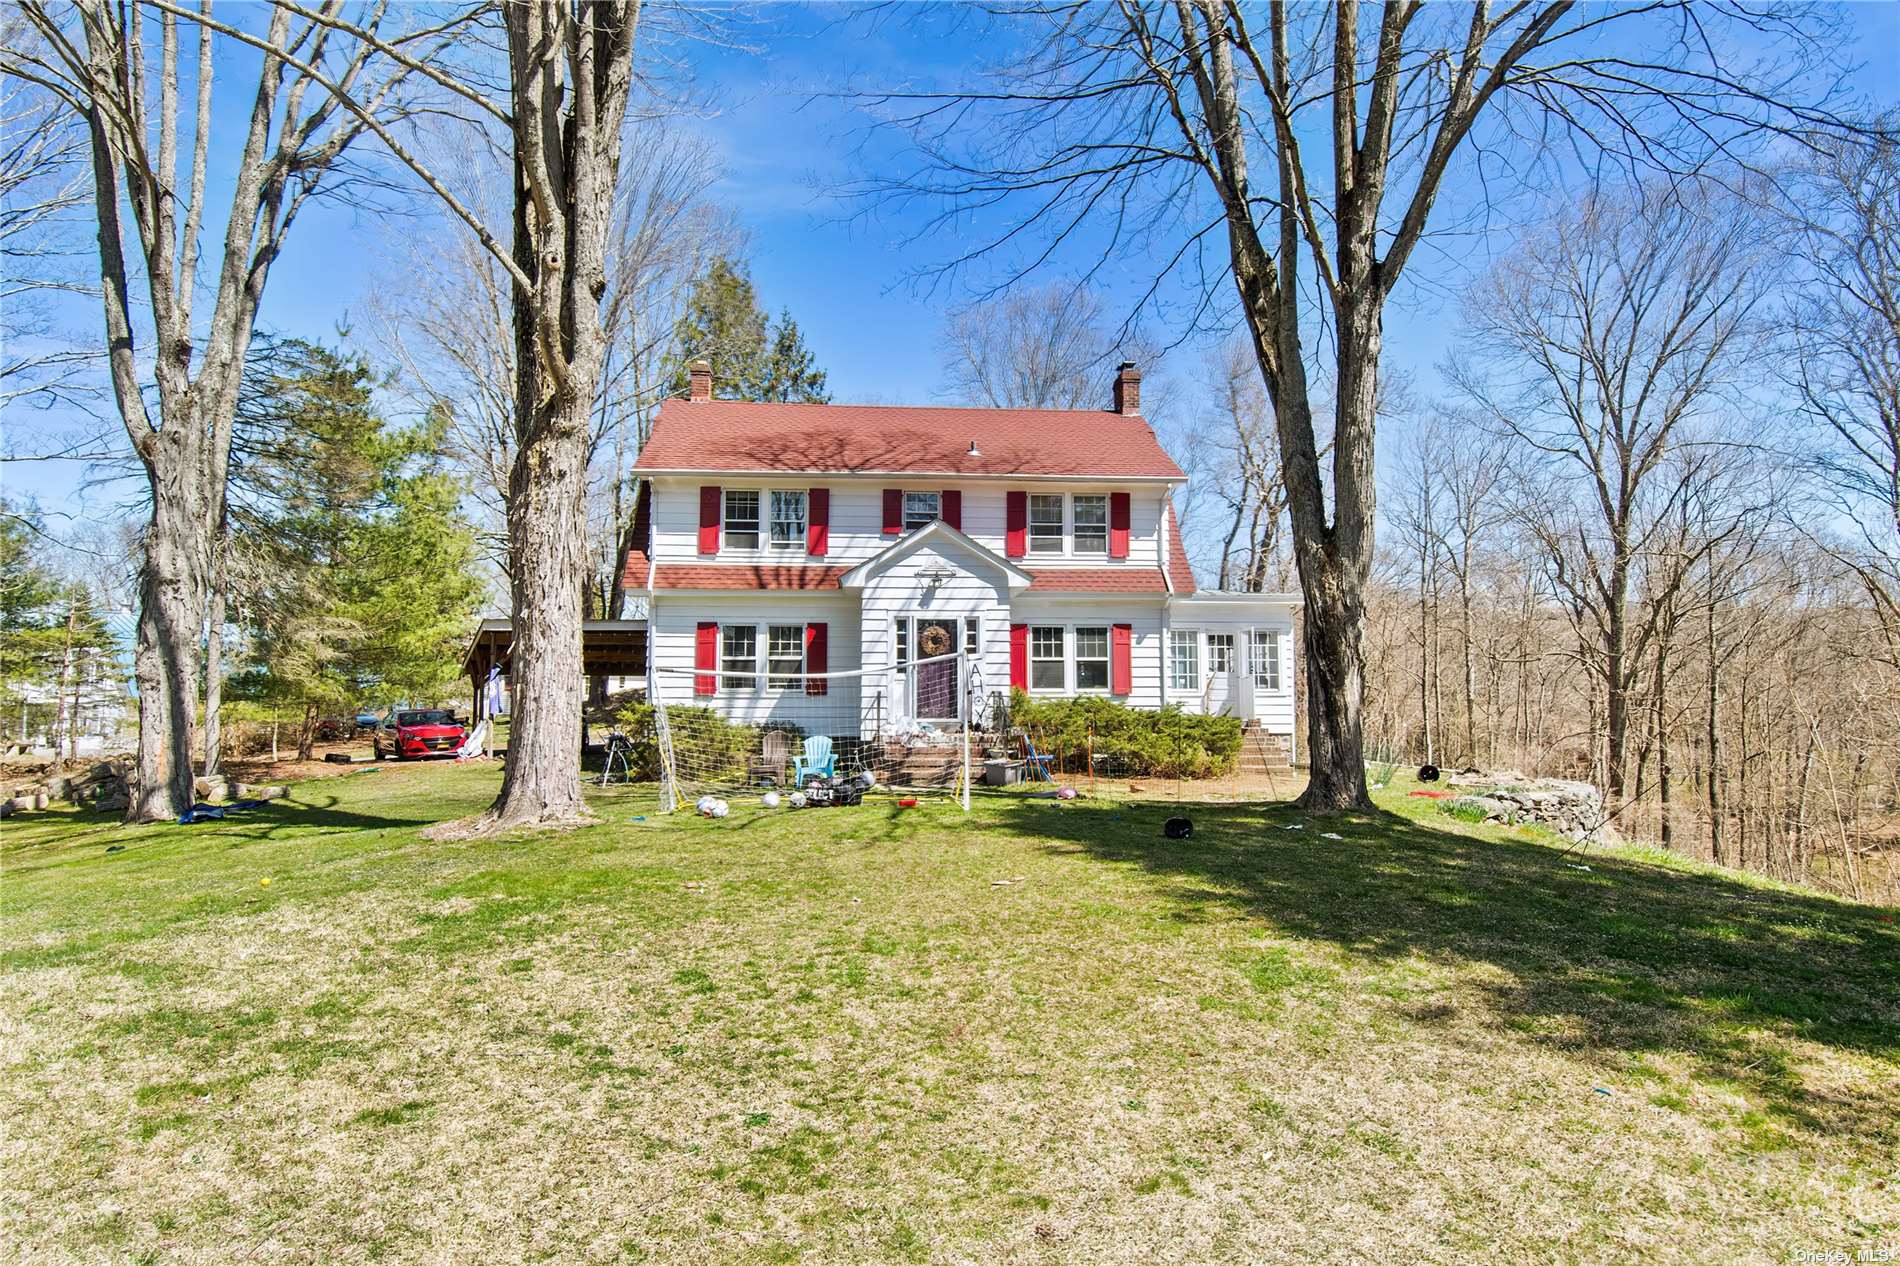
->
[374,709,467,761]
[354,710,382,730]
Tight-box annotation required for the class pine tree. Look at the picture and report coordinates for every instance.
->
[666,257,829,403]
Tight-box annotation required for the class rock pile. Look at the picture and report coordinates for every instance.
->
[0,760,288,817]
[1441,770,1617,843]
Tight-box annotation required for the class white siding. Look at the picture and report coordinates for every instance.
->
[648,593,865,735]
[647,477,1164,571]
[1163,602,1298,735]
[857,536,1015,729]
[1007,597,1167,710]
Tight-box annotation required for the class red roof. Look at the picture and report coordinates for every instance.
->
[1026,568,1168,594]
[619,548,651,590]
[1164,501,1197,595]
[634,399,1185,478]
[652,564,850,591]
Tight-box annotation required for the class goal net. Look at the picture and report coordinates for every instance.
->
[649,651,980,813]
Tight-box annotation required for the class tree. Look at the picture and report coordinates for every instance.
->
[939,284,1123,410]
[666,256,829,403]
[868,1,1857,810]
[0,504,67,739]
[8,0,434,819]
[1450,187,1768,798]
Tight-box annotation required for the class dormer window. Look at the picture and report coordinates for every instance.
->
[769,490,807,550]
[903,491,940,531]
[724,490,760,549]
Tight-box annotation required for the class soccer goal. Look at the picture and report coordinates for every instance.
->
[648,651,980,813]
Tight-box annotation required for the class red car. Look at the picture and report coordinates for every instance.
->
[375,708,467,760]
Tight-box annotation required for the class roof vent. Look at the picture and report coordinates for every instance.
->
[967,439,981,457]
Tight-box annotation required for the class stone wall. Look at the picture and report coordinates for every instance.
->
[1440,771,1617,843]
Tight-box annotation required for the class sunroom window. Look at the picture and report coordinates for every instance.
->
[1168,630,1199,693]
[1251,629,1281,690]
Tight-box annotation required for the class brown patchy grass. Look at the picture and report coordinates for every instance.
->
[1,761,1895,1264]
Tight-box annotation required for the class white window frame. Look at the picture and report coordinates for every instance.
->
[1029,625,1067,691]
[723,490,760,551]
[1251,629,1281,691]
[768,490,807,551]
[1207,632,1236,677]
[720,624,758,691]
[1073,625,1110,692]
[766,623,805,690]
[903,491,941,532]
[1028,494,1065,554]
[1168,629,1199,694]
[1072,494,1108,555]
[963,616,981,656]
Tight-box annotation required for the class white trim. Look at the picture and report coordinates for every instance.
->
[837,518,1034,591]
[635,468,1184,484]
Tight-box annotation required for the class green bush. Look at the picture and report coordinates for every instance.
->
[1008,689,1242,779]
[613,701,763,782]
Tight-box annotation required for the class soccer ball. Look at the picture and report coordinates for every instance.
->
[789,792,807,809]
[695,795,717,816]
[761,791,781,809]
[710,799,730,819]
[858,769,877,790]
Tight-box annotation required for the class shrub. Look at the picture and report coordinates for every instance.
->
[1008,689,1242,779]
[613,701,762,782]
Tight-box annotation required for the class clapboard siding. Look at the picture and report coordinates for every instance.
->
[648,478,1163,570]
[648,594,863,734]
[1009,597,1167,710]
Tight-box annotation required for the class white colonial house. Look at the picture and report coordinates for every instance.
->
[622,360,1299,756]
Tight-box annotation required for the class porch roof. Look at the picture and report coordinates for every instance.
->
[460,618,649,683]
[837,520,1035,592]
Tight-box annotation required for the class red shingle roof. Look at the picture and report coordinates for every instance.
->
[1026,568,1168,594]
[619,548,651,590]
[1164,501,1197,595]
[652,564,850,591]
[633,399,1185,479]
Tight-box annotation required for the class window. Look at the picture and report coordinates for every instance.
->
[1169,630,1200,693]
[903,491,940,531]
[723,490,760,550]
[767,624,805,689]
[1251,629,1281,690]
[1073,495,1108,554]
[1030,626,1066,690]
[1029,494,1064,553]
[721,625,757,689]
[1074,626,1110,690]
[963,616,980,656]
[1207,633,1236,676]
[769,490,806,550]
[894,617,910,666]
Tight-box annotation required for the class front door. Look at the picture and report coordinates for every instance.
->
[914,617,959,721]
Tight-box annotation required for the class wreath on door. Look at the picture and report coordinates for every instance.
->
[919,623,954,657]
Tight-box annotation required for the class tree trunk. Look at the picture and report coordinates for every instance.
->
[297,699,316,761]
[1656,634,1673,850]
[1295,575,1370,809]
[1706,599,1725,865]
[202,564,226,776]
[130,474,207,821]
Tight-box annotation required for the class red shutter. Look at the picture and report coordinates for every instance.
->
[1005,491,1027,558]
[698,486,721,554]
[807,488,829,556]
[694,622,718,695]
[882,488,903,535]
[1109,492,1131,559]
[942,489,962,530]
[1009,623,1028,690]
[1111,624,1133,695]
[805,622,828,696]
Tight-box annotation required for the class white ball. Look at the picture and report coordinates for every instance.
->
[695,794,716,816]
[761,791,781,809]
[711,800,729,818]
[858,769,877,789]
[790,791,807,809]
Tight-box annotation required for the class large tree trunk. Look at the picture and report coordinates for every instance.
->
[202,554,226,776]
[1299,581,1370,807]
[131,472,208,820]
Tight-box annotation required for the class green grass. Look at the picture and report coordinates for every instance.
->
[2,761,1896,1263]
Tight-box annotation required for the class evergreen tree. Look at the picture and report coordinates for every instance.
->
[666,257,829,403]
[0,506,116,747]
[226,343,483,756]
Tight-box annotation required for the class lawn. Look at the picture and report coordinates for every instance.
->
[3,763,1896,1264]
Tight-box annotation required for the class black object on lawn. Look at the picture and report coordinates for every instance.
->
[1418,764,1441,782]
[1163,816,1193,839]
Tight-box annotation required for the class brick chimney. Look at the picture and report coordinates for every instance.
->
[688,359,712,402]
[1111,361,1141,415]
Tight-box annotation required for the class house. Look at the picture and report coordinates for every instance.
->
[623,360,1300,758]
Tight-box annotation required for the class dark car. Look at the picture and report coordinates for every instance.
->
[374,708,467,761]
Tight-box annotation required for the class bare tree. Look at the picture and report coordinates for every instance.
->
[1450,186,1769,798]
[8,0,432,819]
[866,0,1855,810]
[940,283,1129,409]
[1194,339,1288,591]
[1784,118,1900,663]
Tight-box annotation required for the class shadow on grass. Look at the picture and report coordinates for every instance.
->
[1000,797,1900,1139]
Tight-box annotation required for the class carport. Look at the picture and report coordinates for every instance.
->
[460,618,649,718]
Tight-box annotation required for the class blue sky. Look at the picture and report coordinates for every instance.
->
[11,1,1900,554]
